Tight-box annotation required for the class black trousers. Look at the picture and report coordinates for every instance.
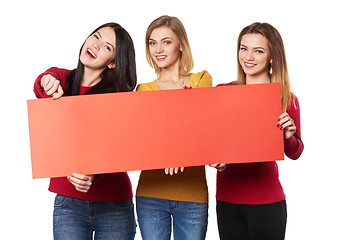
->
[216,200,287,240]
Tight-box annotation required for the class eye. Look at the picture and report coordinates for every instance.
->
[105,45,111,51]
[240,47,247,51]
[164,41,172,45]
[93,34,99,39]
[255,50,264,54]
[149,41,156,46]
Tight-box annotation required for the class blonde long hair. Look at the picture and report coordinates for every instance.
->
[236,22,294,112]
[145,15,194,77]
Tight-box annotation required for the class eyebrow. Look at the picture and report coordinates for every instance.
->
[149,37,173,42]
[97,31,115,50]
[241,44,266,50]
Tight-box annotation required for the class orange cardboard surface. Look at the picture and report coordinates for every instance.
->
[27,83,284,179]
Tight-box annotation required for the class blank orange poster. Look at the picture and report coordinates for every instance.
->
[27,83,284,179]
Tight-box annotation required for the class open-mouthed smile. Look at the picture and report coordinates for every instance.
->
[86,48,96,58]
[156,55,167,61]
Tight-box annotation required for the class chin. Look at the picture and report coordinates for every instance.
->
[156,62,169,68]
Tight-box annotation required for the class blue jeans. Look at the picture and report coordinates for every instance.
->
[136,196,208,240]
[53,194,136,240]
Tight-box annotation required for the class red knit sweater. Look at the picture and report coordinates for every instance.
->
[216,82,304,204]
[34,67,133,202]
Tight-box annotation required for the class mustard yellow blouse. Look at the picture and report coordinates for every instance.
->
[135,70,212,203]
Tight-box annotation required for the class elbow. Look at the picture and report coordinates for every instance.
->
[287,151,302,160]
[284,140,304,160]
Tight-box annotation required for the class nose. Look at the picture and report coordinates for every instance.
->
[155,43,164,54]
[92,42,100,51]
[245,50,254,61]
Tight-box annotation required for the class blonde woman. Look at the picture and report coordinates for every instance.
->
[212,22,304,240]
[135,15,212,240]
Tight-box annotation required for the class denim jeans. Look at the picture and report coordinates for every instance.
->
[136,196,208,240]
[53,194,136,240]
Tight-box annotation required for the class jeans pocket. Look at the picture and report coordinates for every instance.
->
[54,194,71,208]
[109,199,134,211]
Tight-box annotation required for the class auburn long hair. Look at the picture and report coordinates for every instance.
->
[145,15,193,77]
[236,22,294,112]
[66,22,137,95]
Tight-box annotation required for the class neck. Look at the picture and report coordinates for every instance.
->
[246,72,271,85]
[81,67,104,87]
[157,60,181,82]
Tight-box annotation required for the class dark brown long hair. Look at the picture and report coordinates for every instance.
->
[66,22,137,95]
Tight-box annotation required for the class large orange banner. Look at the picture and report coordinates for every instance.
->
[27,83,284,179]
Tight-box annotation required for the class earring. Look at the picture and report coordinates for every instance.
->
[269,63,272,74]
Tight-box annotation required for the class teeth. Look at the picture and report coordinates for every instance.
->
[245,62,255,67]
[88,49,96,58]
[157,56,166,60]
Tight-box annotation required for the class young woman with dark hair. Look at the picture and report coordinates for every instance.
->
[33,22,137,240]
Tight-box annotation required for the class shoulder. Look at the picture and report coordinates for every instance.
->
[136,80,159,91]
[190,70,212,87]
[288,93,300,109]
[291,94,299,105]
[287,93,300,117]
[192,70,212,80]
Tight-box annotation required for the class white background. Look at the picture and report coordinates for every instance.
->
[1,0,359,239]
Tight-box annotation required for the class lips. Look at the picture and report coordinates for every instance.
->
[156,55,166,61]
[86,48,96,59]
[244,62,256,68]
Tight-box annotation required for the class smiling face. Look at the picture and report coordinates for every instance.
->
[80,26,116,71]
[148,26,182,70]
[238,33,272,79]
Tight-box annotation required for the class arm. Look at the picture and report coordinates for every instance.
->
[67,173,94,193]
[34,68,96,191]
[278,95,304,160]
[34,67,68,99]
[196,70,213,88]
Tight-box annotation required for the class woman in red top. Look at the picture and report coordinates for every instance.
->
[33,23,137,240]
[211,22,304,240]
